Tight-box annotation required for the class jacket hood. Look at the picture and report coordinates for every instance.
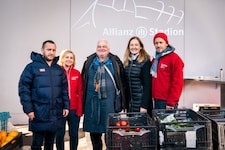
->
[30,51,59,65]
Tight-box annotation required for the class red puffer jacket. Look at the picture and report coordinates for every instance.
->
[64,65,83,116]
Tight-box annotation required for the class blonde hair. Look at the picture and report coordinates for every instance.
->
[123,36,150,67]
[58,49,76,66]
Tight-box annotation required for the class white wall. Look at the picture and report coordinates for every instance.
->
[0,0,224,124]
[0,0,71,124]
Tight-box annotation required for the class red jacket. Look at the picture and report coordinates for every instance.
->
[152,52,184,106]
[64,66,83,116]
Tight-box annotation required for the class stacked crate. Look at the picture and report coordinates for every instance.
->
[0,112,10,132]
[0,112,22,150]
[153,109,212,149]
[106,112,158,150]
[199,109,225,150]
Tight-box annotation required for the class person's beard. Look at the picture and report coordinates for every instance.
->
[43,55,53,62]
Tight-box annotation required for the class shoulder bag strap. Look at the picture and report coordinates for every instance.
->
[104,65,120,95]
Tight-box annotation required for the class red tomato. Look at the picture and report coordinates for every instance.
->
[115,121,121,126]
[135,127,140,132]
[120,120,128,126]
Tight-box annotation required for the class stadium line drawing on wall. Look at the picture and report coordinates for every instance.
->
[72,0,184,30]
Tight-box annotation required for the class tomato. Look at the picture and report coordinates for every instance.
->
[120,120,128,126]
[115,121,121,126]
[135,127,140,132]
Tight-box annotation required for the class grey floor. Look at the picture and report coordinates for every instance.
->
[14,124,106,150]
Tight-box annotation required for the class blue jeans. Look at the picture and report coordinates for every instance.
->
[31,131,56,150]
[154,99,178,109]
[56,110,80,150]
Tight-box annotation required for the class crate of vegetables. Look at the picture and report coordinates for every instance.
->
[153,109,212,149]
[0,130,22,150]
[106,112,158,150]
[199,109,225,150]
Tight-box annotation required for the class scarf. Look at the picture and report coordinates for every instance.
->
[94,57,110,99]
[151,45,175,77]
[130,53,139,61]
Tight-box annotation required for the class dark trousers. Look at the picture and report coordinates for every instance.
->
[31,131,56,150]
[56,110,80,150]
[90,133,103,150]
[154,99,178,109]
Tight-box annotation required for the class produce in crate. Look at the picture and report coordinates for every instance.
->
[107,112,158,150]
[0,130,19,147]
[114,120,143,132]
[115,120,130,132]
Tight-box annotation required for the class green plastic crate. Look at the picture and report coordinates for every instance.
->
[0,112,11,131]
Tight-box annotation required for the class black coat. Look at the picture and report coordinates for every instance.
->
[124,59,152,113]
[81,53,127,111]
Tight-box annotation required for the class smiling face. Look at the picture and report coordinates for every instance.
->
[63,52,74,68]
[154,37,168,53]
[96,40,110,61]
[129,38,142,55]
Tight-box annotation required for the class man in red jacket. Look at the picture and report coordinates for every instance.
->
[151,32,184,110]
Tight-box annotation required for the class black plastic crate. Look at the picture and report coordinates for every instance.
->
[106,112,158,150]
[153,109,212,149]
[0,132,23,150]
[199,109,225,150]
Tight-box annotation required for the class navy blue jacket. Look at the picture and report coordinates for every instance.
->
[18,52,70,132]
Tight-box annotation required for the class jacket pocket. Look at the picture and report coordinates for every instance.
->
[32,99,50,121]
[55,98,64,118]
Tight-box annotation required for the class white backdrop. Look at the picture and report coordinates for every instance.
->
[0,0,225,124]
[71,0,185,71]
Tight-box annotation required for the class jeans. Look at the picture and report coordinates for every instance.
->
[31,131,56,150]
[154,99,178,109]
[56,110,80,150]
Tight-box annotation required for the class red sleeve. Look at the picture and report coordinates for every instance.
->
[167,56,184,106]
[76,73,83,116]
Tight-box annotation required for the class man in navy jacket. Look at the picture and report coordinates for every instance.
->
[18,40,70,150]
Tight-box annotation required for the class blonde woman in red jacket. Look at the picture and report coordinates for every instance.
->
[56,49,83,150]
[151,32,184,110]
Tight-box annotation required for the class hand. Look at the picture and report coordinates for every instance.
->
[63,109,69,117]
[27,112,35,120]
[166,105,174,110]
[140,107,147,113]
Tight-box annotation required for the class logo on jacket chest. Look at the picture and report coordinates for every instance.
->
[39,68,46,72]
[71,76,78,80]
[160,63,168,69]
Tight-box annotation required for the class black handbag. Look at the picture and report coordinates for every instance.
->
[104,65,122,113]
[114,91,122,113]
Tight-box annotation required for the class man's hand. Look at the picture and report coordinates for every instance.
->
[166,105,174,110]
[27,112,35,120]
[63,109,69,117]
[140,107,147,113]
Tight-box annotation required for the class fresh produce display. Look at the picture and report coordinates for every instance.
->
[107,112,158,149]
[114,120,147,134]
[115,120,139,131]
[160,114,196,131]
[0,130,19,147]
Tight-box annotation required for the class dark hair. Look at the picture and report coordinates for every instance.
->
[42,40,55,48]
